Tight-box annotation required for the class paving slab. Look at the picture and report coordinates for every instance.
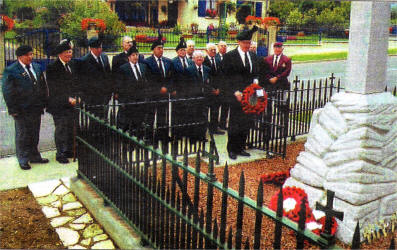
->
[0,150,78,191]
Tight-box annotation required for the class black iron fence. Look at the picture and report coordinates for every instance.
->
[76,107,344,249]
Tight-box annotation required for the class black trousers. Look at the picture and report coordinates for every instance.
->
[117,103,155,142]
[52,112,74,158]
[226,101,254,154]
[219,102,230,129]
[208,96,221,132]
[14,112,42,165]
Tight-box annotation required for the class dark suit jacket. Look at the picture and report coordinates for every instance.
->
[45,58,80,115]
[184,64,211,98]
[203,55,222,89]
[112,52,144,73]
[143,55,174,95]
[220,48,260,104]
[2,61,46,115]
[262,54,291,91]
[116,62,150,102]
[171,56,193,94]
[79,52,112,104]
[215,52,225,63]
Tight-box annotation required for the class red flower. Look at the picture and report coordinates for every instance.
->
[1,15,15,31]
[262,17,280,26]
[260,170,290,185]
[81,18,106,32]
[241,83,268,115]
[206,9,217,18]
[268,186,338,236]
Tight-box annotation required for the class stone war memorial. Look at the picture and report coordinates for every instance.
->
[284,1,397,243]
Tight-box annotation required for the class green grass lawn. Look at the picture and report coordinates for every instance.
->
[291,47,397,62]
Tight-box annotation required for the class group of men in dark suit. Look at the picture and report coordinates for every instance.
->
[2,27,291,169]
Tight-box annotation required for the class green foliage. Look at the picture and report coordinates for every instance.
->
[4,0,125,44]
[286,8,303,28]
[173,24,182,35]
[268,0,295,24]
[236,4,252,24]
[269,0,350,28]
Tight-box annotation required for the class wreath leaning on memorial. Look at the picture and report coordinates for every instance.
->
[268,186,338,236]
[241,83,268,115]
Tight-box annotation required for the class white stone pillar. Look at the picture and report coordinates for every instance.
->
[345,1,390,94]
[283,1,397,244]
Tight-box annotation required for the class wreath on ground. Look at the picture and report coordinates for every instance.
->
[268,186,338,236]
[241,83,267,115]
[260,170,290,185]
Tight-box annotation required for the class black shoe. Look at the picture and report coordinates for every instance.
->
[19,163,31,170]
[30,158,49,164]
[212,130,225,135]
[228,151,237,160]
[239,151,250,157]
[56,157,69,164]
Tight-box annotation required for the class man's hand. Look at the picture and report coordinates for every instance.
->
[160,87,168,94]
[212,89,220,95]
[113,93,118,100]
[234,91,242,102]
[269,77,278,84]
[171,91,177,96]
[11,113,18,117]
[69,97,76,106]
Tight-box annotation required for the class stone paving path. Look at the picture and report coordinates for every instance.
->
[28,178,116,249]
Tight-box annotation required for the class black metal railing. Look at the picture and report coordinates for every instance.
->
[288,74,343,140]
[76,107,344,249]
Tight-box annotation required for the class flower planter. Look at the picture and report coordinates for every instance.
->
[182,34,193,39]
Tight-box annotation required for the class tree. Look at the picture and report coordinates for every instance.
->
[286,8,303,28]
[268,0,296,24]
[302,8,317,27]
[236,4,252,24]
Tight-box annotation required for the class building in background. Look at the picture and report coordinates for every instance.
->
[107,0,269,29]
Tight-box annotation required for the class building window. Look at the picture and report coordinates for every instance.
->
[198,0,217,17]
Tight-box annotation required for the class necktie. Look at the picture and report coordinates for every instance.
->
[97,56,105,71]
[182,57,187,69]
[158,58,165,78]
[198,67,203,83]
[134,64,142,81]
[211,57,217,72]
[244,52,250,72]
[26,64,37,84]
[274,55,279,68]
[65,63,71,74]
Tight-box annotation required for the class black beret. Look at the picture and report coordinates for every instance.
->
[16,45,33,57]
[88,37,102,48]
[176,37,187,51]
[54,40,72,55]
[236,25,258,41]
[151,32,164,50]
[126,40,139,56]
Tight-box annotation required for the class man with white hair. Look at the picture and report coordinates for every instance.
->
[112,36,144,73]
[186,40,195,60]
[181,50,211,142]
[249,41,257,54]
[216,41,227,62]
[203,43,224,135]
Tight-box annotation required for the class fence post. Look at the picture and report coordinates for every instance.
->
[351,221,361,249]
[316,190,344,247]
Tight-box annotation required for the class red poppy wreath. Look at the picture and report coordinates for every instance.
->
[241,83,268,115]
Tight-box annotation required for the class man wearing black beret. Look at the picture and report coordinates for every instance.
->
[45,40,80,164]
[220,26,260,160]
[79,37,112,119]
[144,32,174,144]
[2,45,49,170]
[115,43,151,140]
